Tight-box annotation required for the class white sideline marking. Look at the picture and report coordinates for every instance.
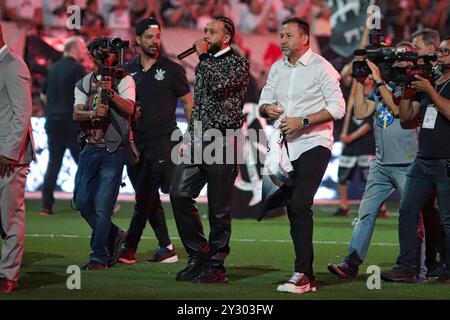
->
[25,234,398,246]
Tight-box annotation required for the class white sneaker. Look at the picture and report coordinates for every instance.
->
[277,272,317,294]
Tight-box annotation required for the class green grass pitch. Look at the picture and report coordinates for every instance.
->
[3,200,449,300]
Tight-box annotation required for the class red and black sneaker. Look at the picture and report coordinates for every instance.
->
[193,267,228,284]
[146,246,179,263]
[0,279,18,293]
[82,262,108,271]
[277,272,317,294]
[118,248,137,264]
[328,262,358,279]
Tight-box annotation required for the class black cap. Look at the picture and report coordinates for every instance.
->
[135,17,161,36]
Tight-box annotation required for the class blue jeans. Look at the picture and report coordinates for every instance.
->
[345,161,411,266]
[397,157,450,272]
[74,145,125,265]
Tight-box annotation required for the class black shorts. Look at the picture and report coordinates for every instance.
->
[337,155,373,184]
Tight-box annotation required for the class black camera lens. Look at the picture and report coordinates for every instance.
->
[352,61,371,78]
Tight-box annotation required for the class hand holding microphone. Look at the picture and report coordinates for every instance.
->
[193,39,208,56]
[177,39,209,60]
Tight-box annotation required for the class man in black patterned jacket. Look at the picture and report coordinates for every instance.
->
[170,16,250,284]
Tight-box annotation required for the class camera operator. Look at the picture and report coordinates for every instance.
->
[410,28,446,276]
[328,42,421,280]
[411,29,441,63]
[72,38,136,271]
[382,37,450,283]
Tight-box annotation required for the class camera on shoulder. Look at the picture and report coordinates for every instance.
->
[352,29,437,84]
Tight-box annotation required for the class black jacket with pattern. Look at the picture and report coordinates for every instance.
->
[188,49,250,134]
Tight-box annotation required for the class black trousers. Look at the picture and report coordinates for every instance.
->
[170,140,238,269]
[287,146,331,279]
[41,131,80,212]
[422,193,447,271]
[124,140,175,251]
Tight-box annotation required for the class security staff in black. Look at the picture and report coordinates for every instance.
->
[40,37,87,216]
[118,18,193,264]
[170,16,250,284]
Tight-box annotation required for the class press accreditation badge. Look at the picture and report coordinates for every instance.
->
[422,104,438,129]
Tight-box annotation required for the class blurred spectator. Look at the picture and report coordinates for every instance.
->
[81,0,109,39]
[436,0,450,37]
[192,0,215,30]
[161,0,197,28]
[107,0,131,29]
[43,0,76,29]
[408,0,448,31]
[5,0,43,29]
[275,0,300,31]
[310,0,331,58]
[236,0,275,34]
[0,0,7,20]
[294,0,312,20]
[383,0,408,45]
[334,89,375,216]
[107,0,132,39]
[130,0,164,27]
[211,0,235,21]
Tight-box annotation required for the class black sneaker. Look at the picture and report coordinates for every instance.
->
[429,268,450,283]
[118,248,137,264]
[328,262,358,279]
[176,258,205,282]
[109,229,127,267]
[146,246,179,263]
[381,266,417,283]
[427,262,445,278]
[193,267,228,284]
[333,207,349,216]
[82,262,108,271]
[277,273,317,294]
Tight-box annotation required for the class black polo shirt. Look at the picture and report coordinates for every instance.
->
[43,56,86,134]
[124,54,190,141]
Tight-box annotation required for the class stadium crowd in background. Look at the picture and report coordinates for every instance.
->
[0,0,449,293]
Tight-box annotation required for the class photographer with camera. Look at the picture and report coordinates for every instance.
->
[72,38,136,271]
[382,36,450,283]
[409,28,446,277]
[328,42,420,280]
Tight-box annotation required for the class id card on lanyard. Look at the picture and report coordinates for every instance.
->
[422,104,438,129]
[422,80,449,129]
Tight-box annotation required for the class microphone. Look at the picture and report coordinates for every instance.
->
[177,46,196,60]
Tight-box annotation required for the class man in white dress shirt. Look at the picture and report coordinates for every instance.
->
[258,17,345,294]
